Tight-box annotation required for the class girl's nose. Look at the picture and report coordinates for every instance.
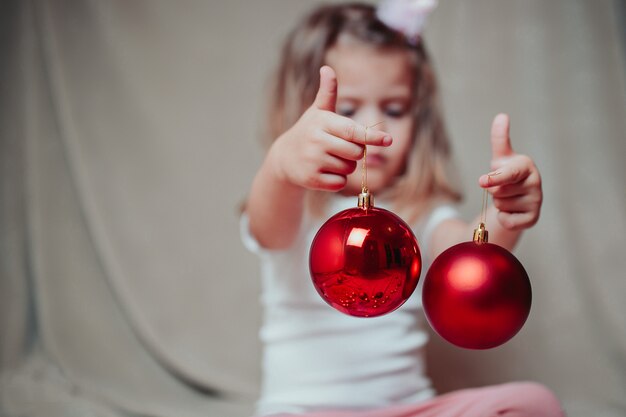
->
[359,109,386,131]
[369,118,386,132]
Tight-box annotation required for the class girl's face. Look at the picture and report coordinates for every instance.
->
[326,41,415,195]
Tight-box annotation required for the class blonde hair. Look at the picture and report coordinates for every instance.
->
[264,3,462,223]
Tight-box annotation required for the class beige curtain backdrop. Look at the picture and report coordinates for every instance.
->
[1,1,625,416]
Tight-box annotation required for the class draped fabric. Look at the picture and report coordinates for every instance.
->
[1,1,624,416]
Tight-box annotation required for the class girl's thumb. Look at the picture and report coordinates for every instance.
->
[313,66,337,112]
[490,113,514,160]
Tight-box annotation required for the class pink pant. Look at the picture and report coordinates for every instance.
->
[270,382,564,417]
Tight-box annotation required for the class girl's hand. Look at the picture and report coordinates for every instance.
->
[268,66,392,191]
[479,114,543,230]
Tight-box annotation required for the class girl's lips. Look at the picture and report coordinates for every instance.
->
[365,154,385,167]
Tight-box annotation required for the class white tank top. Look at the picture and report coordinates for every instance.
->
[241,196,459,416]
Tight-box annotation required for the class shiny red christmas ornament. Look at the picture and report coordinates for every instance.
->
[422,223,532,349]
[309,191,421,317]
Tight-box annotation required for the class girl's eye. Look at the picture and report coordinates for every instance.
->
[385,106,408,118]
[337,107,356,117]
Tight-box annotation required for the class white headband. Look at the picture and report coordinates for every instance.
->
[376,0,438,44]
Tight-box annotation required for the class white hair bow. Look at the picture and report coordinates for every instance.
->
[376,0,438,44]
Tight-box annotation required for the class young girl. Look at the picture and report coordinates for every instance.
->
[242,3,562,416]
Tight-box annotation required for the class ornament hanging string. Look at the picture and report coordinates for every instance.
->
[362,122,384,194]
[480,187,489,225]
[480,171,501,225]
[475,172,500,243]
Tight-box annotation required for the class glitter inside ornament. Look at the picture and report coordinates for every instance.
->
[309,192,421,317]
[422,223,532,349]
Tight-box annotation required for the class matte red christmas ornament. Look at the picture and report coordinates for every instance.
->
[309,189,422,318]
[422,222,532,349]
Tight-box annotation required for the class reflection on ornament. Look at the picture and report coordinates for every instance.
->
[422,223,532,349]
[309,191,421,317]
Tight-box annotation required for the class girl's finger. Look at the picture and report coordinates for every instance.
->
[490,113,514,159]
[479,158,533,188]
[320,132,365,161]
[497,210,539,230]
[492,195,541,213]
[320,155,358,176]
[488,184,526,199]
[314,173,348,191]
[324,115,392,147]
[485,174,542,200]
[313,66,338,112]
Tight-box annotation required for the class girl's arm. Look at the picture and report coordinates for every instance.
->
[246,66,392,249]
[429,114,543,258]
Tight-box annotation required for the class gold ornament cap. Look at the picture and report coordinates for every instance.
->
[358,189,373,209]
[473,222,489,243]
